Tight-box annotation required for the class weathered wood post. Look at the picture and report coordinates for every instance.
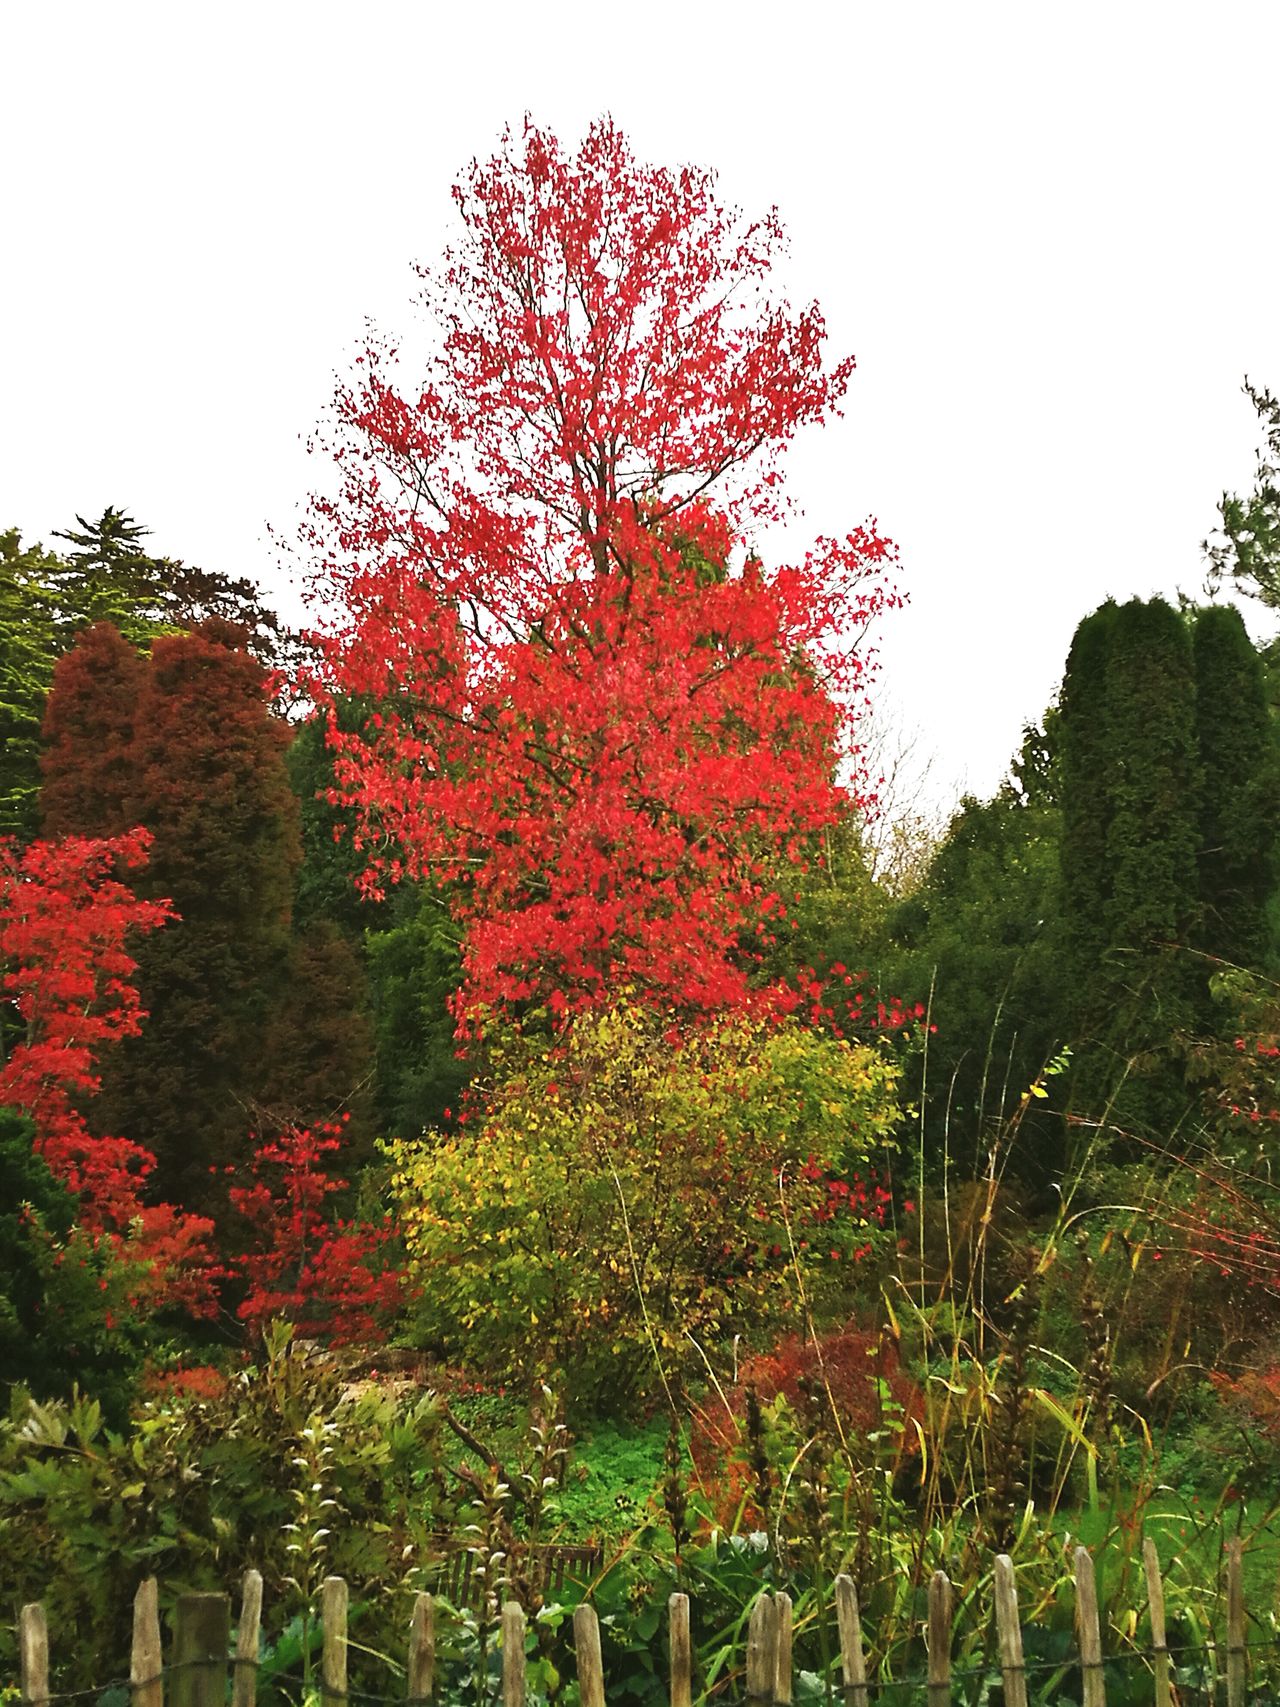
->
[19,1603,49,1707]
[927,1570,952,1707]
[171,1592,230,1707]
[746,1592,778,1705]
[1074,1546,1106,1707]
[408,1592,435,1703]
[993,1555,1029,1707]
[573,1603,606,1707]
[131,1578,164,1707]
[1142,1537,1173,1707]
[669,1592,692,1707]
[1226,1537,1246,1707]
[833,1574,868,1707]
[321,1577,348,1707]
[232,1570,262,1707]
[773,1591,794,1707]
[501,1599,526,1707]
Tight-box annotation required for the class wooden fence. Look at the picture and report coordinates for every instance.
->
[13,1537,1254,1706]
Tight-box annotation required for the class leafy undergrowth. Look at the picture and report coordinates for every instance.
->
[444,1387,669,1540]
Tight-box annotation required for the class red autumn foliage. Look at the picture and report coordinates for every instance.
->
[0,828,218,1315]
[0,829,171,1182]
[690,1322,923,1523]
[143,1363,228,1403]
[229,1121,402,1345]
[306,117,896,1027]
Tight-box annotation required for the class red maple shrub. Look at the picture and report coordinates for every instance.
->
[142,1363,228,1402]
[306,117,896,1027]
[690,1321,923,1524]
[229,1120,403,1345]
[0,828,218,1315]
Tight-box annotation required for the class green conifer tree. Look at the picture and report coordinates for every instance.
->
[1059,597,1201,1129]
[0,530,63,838]
[39,622,144,839]
[1192,604,1277,972]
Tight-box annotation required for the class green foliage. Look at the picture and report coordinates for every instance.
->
[0,1325,451,1690]
[0,1110,147,1424]
[258,920,377,1167]
[0,530,63,840]
[556,1417,669,1538]
[387,1003,901,1409]
[49,507,287,663]
[287,709,454,1148]
[366,886,470,1140]
[756,817,886,991]
[879,753,1065,1176]
[1060,597,1202,1129]
[286,712,389,940]
[48,507,176,649]
[1192,603,1278,971]
[1204,377,1280,613]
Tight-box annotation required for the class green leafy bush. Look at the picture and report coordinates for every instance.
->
[0,1324,452,1690]
[386,1002,901,1410]
[0,1109,149,1425]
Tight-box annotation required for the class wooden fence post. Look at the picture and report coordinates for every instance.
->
[833,1574,868,1707]
[131,1578,164,1707]
[1074,1547,1106,1707]
[573,1603,606,1707]
[233,1570,262,1707]
[19,1603,49,1707]
[501,1600,526,1707]
[669,1592,692,1707]
[408,1593,435,1703]
[927,1570,952,1707]
[993,1555,1028,1707]
[1142,1537,1173,1707]
[773,1591,794,1707]
[1226,1537,1246,1707]
[321,1577,348,1707]
[746,1592,778,1705]
[171,1592,230,1707]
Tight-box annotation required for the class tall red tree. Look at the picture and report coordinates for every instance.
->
[307,118,896,1023]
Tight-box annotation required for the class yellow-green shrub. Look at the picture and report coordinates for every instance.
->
[386,1003,901,1407]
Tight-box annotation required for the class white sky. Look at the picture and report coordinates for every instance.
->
[4,2,1279,815]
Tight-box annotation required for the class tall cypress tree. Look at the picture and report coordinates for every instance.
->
[100,620,300,1213]
[1060,601,1119,1017]
[1059,597,1201,1127]
[1193,604,1277,972]
[41,620,377,1221]
[39,622,144,839]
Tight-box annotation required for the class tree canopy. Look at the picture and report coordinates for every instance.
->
[307,117,896,1026]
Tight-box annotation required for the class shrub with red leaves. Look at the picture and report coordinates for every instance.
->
[230,1120,403,1345]
[690,1320,923,1524]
